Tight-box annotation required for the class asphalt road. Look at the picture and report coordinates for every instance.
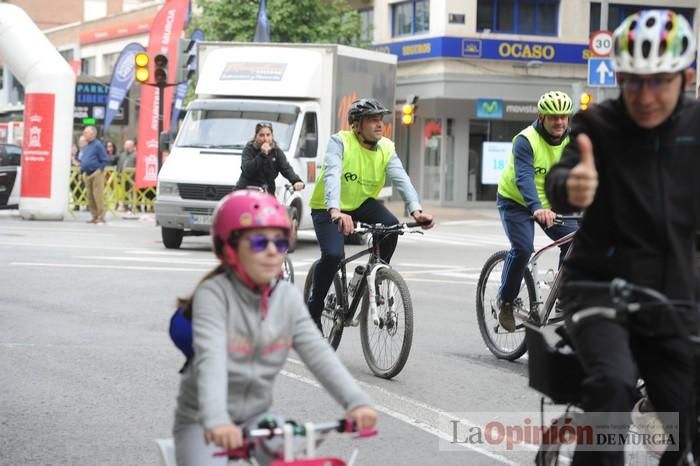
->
[0,209,655,465]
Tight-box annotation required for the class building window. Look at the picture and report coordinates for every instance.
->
[589,3,694,33]
[359,8,374,43]
[101,52,120,77]
[392,0,430,37]
[477,0,559,36]
[81,57,96,76]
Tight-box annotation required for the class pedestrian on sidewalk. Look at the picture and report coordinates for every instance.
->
[80,126,109,224]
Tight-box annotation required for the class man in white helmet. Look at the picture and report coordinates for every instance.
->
[546,9,699,465]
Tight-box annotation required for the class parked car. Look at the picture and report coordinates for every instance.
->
[0,143,21,208]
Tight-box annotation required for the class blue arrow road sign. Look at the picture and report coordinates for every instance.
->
[588,58,617,87]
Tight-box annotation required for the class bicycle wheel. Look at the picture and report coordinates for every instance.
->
[282,255,294,284]
[303,260,344,349]
[359,267,413,379]
[475,250,535,361]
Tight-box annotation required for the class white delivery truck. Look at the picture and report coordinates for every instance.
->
[155,42,397,250]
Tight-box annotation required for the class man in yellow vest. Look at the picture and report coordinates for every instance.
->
[496,91,577,332]
[307,98,435,331]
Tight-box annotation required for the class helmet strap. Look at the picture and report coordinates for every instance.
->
[353,118,379,147]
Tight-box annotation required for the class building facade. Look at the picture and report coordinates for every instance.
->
[349,0,699,205]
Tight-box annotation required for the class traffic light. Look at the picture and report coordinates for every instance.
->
[135,53,149,83]
[402,95,418,126]
[177,37,198,83]
[154,54,168,87]
[579,92,592,111]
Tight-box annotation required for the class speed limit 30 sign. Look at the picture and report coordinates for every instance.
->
[590,30,613,57]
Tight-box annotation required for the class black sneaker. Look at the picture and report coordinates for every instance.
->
[497,299,516,332]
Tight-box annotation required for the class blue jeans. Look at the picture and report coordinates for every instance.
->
[497,195,576,303]
[307,198,398,326]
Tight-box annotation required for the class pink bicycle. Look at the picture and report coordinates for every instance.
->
[215,417,377,466]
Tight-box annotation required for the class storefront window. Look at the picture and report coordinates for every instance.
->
[422,119,441,201]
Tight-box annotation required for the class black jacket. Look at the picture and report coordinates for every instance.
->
[235,142,301,194]
[546,97,700,331]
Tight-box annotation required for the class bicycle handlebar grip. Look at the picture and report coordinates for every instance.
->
[561,280,611,294]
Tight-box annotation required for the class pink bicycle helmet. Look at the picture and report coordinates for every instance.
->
[212,190,290,258]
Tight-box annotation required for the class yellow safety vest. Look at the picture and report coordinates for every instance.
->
[310,131,394,211]
[497,125,569,210]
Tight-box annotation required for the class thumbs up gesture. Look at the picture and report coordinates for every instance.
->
[566,134,598,209]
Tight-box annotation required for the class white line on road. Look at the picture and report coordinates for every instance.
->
[10,261,209,272]
[280,367,519,465]
[75,255,217,265]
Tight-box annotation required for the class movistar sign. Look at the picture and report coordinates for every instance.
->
[476,99,503,119]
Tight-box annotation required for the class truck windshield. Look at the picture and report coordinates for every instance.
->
[176,109,297,151]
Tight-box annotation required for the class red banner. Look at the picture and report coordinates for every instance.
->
[135,0,189,189]
[21,94,55,198]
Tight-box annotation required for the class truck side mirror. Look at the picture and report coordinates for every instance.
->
[299,138,317,158]
[159,131,172,152]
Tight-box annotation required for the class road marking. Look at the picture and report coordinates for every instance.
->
[76,255,217,265]
[0,241,135,251]
[10,261,208,272]
[280,366,519,464]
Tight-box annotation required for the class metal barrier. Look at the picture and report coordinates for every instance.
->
[68,167,157,218]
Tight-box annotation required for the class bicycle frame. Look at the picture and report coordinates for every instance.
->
[334,236,386,327]
[526,229,576,324]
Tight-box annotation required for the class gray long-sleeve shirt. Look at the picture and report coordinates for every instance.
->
[174,272,372,429]
[323,135,422,214]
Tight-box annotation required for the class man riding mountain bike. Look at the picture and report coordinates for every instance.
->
[306,98,434,331]
[495,91,578,332]
[545,9,699,465]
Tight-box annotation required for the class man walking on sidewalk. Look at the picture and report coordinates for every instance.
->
[80,126,109,224]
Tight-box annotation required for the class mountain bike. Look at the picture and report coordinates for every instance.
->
[214,416,377,465]
[475,215,581,360]
[528,279,699,465]
[303,222,425,379]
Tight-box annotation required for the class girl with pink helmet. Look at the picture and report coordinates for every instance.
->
[172,189,377,466]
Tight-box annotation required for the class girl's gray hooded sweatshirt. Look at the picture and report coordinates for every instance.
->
[174,272,371,429]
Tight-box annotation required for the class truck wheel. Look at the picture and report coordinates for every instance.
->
[288,205,299,253]
[162,227,183,249]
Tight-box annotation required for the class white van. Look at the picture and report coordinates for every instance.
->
[155,42,397,249]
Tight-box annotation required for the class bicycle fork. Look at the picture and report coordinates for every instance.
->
[351,263,390,327]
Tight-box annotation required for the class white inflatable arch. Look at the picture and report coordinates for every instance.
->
[0,4,75,219]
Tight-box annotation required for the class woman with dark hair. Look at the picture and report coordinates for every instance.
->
[235,122,304,194]
[105,140,118,166]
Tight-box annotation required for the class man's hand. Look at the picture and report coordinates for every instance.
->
[566,134,598,209]
[533,209,557,228]
[411,210,435,230]
[329,208,354,236]
[260,142,272,155]
[293,181,304,191]
[205,423,243,450]
[348,406,378,431]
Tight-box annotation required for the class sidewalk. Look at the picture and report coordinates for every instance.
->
[385,200,499,222]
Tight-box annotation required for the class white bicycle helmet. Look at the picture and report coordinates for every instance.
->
[612,9,696,74]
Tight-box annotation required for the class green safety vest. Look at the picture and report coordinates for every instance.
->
[310,131,394,211]
[497,125,569,210]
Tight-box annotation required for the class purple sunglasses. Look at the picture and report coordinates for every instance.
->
[246,234,289,253]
